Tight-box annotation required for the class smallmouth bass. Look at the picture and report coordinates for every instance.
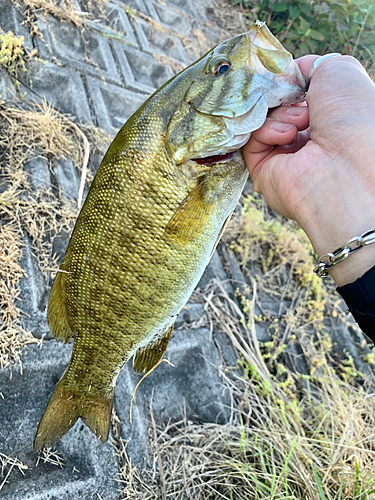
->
[34,22,306,451]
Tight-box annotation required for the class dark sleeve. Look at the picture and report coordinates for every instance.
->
[336,265,375,342]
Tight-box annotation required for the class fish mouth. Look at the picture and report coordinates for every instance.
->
[189,95,268,164]
[188,74,305,167]
[244,23,307,96]
[242,27,307,108]
[191,151,236,165]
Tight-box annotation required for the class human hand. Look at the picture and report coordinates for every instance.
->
[243,54,375,286]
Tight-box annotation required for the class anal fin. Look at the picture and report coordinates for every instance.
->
[47,270,73,343]
[133,323,174,374]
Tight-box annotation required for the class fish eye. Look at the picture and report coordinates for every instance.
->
[211,57,231,77]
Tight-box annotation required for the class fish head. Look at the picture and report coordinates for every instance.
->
[166,21,306,165]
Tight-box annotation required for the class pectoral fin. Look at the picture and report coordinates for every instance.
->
[164,180,215,245]
[133,323,174,374]
[47,270,73,343]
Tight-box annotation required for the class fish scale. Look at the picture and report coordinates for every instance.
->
[34,22,306,451]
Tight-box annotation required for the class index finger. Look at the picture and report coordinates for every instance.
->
[295,55,320,80]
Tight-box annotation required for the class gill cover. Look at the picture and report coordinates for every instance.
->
[166,21,306,164]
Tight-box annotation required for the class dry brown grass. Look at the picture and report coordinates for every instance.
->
[35,448,65,468]
[0,439,64,491]
[0,99,82,269]
[0,223,37,370]
[0,99,110,369]
[12,0,86,27]
[113,280,375,499]
[112,191,375,499]
[207,0,247,37]
[0,452,28,493]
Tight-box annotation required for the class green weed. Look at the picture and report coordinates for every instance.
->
[230,0,375,76]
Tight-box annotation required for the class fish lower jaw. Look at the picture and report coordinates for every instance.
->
[190,132,250,165]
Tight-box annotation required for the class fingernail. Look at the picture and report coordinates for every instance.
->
[273,122,294,133]
[286,106,308,116]
[308,53,342,81]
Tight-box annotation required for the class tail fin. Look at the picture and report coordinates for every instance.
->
[34,375,113,452]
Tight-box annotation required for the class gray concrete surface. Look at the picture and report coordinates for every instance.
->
[0,343,120,500]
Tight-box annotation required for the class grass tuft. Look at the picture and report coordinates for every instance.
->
[115,280,375,499]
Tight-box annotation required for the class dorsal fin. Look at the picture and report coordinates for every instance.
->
[133,323,174,374]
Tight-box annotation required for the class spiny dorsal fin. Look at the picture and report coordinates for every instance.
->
[47,271,73,343]
[133,323,174,374]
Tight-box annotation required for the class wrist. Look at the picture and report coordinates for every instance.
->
[305,221,375,287]
[329,244,375,287]
[293,152,375,286]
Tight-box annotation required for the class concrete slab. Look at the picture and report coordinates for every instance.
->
[111,41,170,94]
[164,0,210,23]
[90,2,139,48]
[0,68,17,101]
[125,327,232,424]
[0,0,33,50]
[133,17,190,64]
[145,0,191,34]
[23,157,51,193]
[54,159,80,202]
[18,236,49,339]
[0,342,119,500]
[36,16,121,85]
[85,75,147,131]
[19,61,92,124]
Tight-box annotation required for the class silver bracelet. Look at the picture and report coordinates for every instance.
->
[314,229,375,278]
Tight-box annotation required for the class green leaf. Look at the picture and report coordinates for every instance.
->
[351,0,371,5]
[289,5,300,19]
[312,465,326,500]
[300,2,312,17]
[305,39,318,52]
[309,29,326,41]
[300,17,310,33]
[273,2,288,13]
[297,42,310,56]
[337,465,345,500]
